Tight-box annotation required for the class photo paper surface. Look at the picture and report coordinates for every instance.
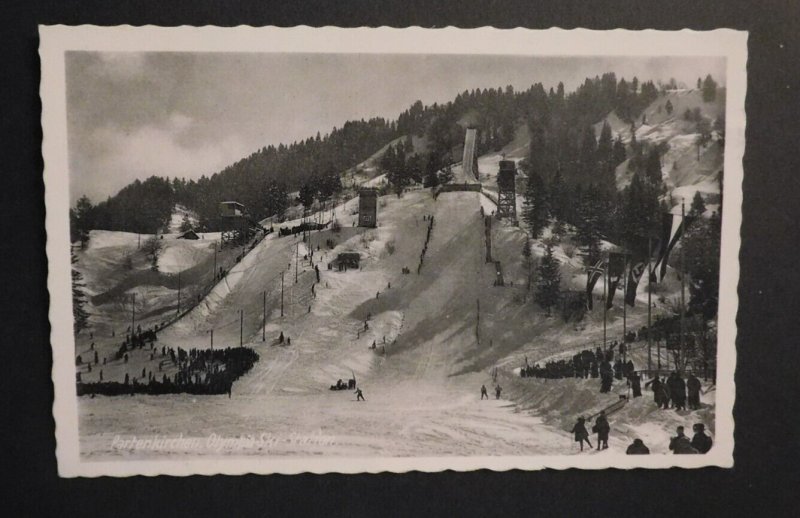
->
[41,26,745,476]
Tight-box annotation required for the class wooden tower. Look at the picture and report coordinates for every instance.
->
[496,160,517,219]
[358,188,378,228]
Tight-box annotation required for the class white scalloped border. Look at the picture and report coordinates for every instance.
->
[41,25,746,477]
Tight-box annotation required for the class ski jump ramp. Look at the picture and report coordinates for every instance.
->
[461,128,479,182]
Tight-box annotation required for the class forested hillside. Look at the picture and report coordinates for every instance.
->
[70,72,716,245]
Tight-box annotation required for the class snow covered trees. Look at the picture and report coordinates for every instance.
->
[522,169,548,238]
[298,182,316,209]
[684,210,721,319]
[70,195,94,248]
[179,213,193,233]
[702,74,718,102]
[260,179,289,220]
[72,252,89,335]
[142,236,162,272]
[535,241,561,316]
[381,142,412,196]
[689,191,707,218]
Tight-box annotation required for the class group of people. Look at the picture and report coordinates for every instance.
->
[570,411,611,451]
[572,413,713,455]
[277,221,329,237]
[77,346,259,397]
[519,343,706,410]
[480,384,503,400]
[646,371,704,411]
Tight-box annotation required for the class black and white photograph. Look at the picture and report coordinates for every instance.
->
[40,26,745,476]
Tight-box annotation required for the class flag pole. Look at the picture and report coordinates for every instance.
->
[647,236,653,371]
[603,253,607,349]
[622,253,627,364]
[680,200,686,373]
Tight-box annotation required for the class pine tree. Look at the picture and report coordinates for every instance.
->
[644,148,663,185]
[70,195,94,248]
[612,135,627,168]
[299,183,316,209]
[522,170,548,238]
[422,153,441,188]
[683,210,720,319]
[72,252,90,336]
[702,74,718,102]
[689,191,706,217]
[521,237,534,298]
[596,122,616,192]
[535,241,561,316]
[142,236,162,272]
[549,169,566,221]
[179,213,193,233]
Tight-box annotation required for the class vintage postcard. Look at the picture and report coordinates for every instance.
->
[41,26,746,476]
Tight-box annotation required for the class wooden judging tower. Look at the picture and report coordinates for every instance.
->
[496,160,517,220]
[358,188,378,228]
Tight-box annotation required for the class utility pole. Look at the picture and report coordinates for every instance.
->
[622,253,628,365]
[295,242,299,283]
[476,298,480,345]
[603,254,608,348]
[239,309,243,347]
[647,236,653,373]
[131,293,136,332]
[281,271,285,317]
[679,200,686,372]
[210,329,214,349]
[213,241,217,281]
[262,291,266,342]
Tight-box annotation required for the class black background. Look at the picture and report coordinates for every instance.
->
[2,1,800,516]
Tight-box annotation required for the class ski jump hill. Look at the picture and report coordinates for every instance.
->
[76,91,720,457]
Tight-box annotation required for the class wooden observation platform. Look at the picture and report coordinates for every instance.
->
[496,160,517,220]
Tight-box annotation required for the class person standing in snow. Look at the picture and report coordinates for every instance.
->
[571,417,593,452]
[599,360,613,393]
[672,372,687,411]
[495,385,503,400]
[687,373,702,410]
[629,372,642,398]
[593,410,610,450]
[691,423,713,453]
[625,438,650,454]
[669,426,698,454]
[480,384,489,400]
[355,388,365,401]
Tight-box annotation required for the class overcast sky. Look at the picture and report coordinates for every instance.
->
[66,52,725,203]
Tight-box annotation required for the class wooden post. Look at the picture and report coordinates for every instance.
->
[210,329,214,349]
[131,293,136,332]
[679,201,686,372]
[603,255,607,348]
[262,291,266,342]
[622,253,627,364]
[647,236,652,372]
[281,271,284,317]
